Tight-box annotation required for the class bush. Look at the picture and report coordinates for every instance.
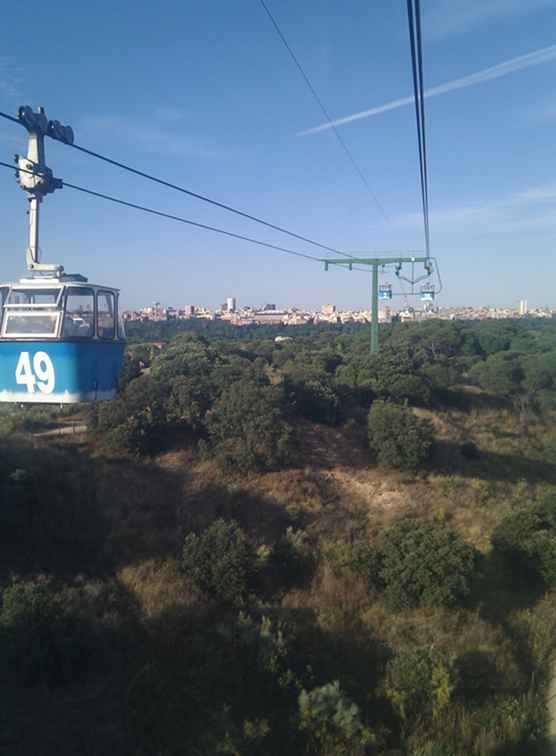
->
[165,374,212,433]
[266,527,315,590]
[491,496,556,589]
[182,519,256,605]
[0,577,102,688]
[367,401,434,470]
[285,375,340,425]
[542,433,556,465]
[323,538,383,589]
[468,352,523,395]
[92,374,167,455]
[298,681,373,755]
[207,380,293,471]
[379,519,477,610]
[386,647,454,723]
[461,441,481,460]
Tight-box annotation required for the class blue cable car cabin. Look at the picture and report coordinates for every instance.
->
[0,276,125,403]
[421,284,435,303]
[379,284,393,301]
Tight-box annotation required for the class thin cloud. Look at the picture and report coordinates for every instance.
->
[299,44,556,136]
[425,0,556,40]
[78,113,232,160]
[0,58,24,97]
[391,181,556,235]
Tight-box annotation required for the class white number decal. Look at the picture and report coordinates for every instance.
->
[15,351,55,395]
[34,352,55,394]
[15,352,36,392]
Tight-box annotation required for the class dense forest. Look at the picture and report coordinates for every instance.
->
[1,317,556,755]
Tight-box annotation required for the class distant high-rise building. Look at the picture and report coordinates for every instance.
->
[226,297,236,313]
[519,299,528,316]
[263,303,276,311]
[321,304,336,315]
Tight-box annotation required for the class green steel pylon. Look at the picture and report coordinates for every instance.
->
[323,255,439,354]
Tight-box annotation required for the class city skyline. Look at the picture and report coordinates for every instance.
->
[123,296,555,325]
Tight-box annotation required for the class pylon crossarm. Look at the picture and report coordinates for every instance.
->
[323,256,430,267]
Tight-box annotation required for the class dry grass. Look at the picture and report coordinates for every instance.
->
[118,558,196,618]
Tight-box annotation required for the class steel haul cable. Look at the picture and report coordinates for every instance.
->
[0,160,320,263]
[258,0,387,221]
[406,0,430,257]
[3,159,402,273]
[0,108,355,260]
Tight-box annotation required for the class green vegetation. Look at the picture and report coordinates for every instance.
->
[492,495,556,589]
[2,315,556,755]
[379,519,478,610]
[367,400,434,470]
[206,380,293,470]
[182,519,256,605]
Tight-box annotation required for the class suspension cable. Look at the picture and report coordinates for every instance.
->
[0,108,355,260]
[258,0,387,221]
[406,0,430,257]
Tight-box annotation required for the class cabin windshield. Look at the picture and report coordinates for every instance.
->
[7,288,61,306]
[2,287,62,337]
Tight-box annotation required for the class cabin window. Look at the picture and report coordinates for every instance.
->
[4,312,59,336]
[97,291,115,339]
[8,289,60,306]
[2,288,61,336]
[63,288,95,339]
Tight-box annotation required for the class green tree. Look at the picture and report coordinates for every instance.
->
[468,352,523,395]
[298,681,373,756]
[166,374,213,432]
[182,519,256,605]
[379,519,477,610]
[491,495,556,589]
[207,380,293,470]
[284,372,340,425]
[0,577,100,688]
[367,401,434,470]
[386,647,454,724]
[476,321,517,355]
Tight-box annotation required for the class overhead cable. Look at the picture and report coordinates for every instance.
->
[258,0,387,221]
[0,108,354,261]
[0,160,321,263]
[0,110,21,126]
[406,0,430,257]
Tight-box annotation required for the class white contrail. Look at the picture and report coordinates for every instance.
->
[299,43,556,136]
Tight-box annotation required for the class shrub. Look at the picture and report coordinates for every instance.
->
[454,650,498,706]
[206,380,293,471]
[285,375,340,425]
[379,519,477,610]
[386,647,454,723]
[298,681,373,755]
[323,538,383,589]
[92,374,167,455]
[491,496,556,589]
[468,352,523,395]
[542,433,556,465]
[182,519,256,605]
[367,401,434,470]
[267,527,315,589]
[166,374,212,432]
[461,441,481,460]
[0,577,101,688]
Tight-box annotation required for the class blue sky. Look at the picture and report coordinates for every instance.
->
[1,0,555,310]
